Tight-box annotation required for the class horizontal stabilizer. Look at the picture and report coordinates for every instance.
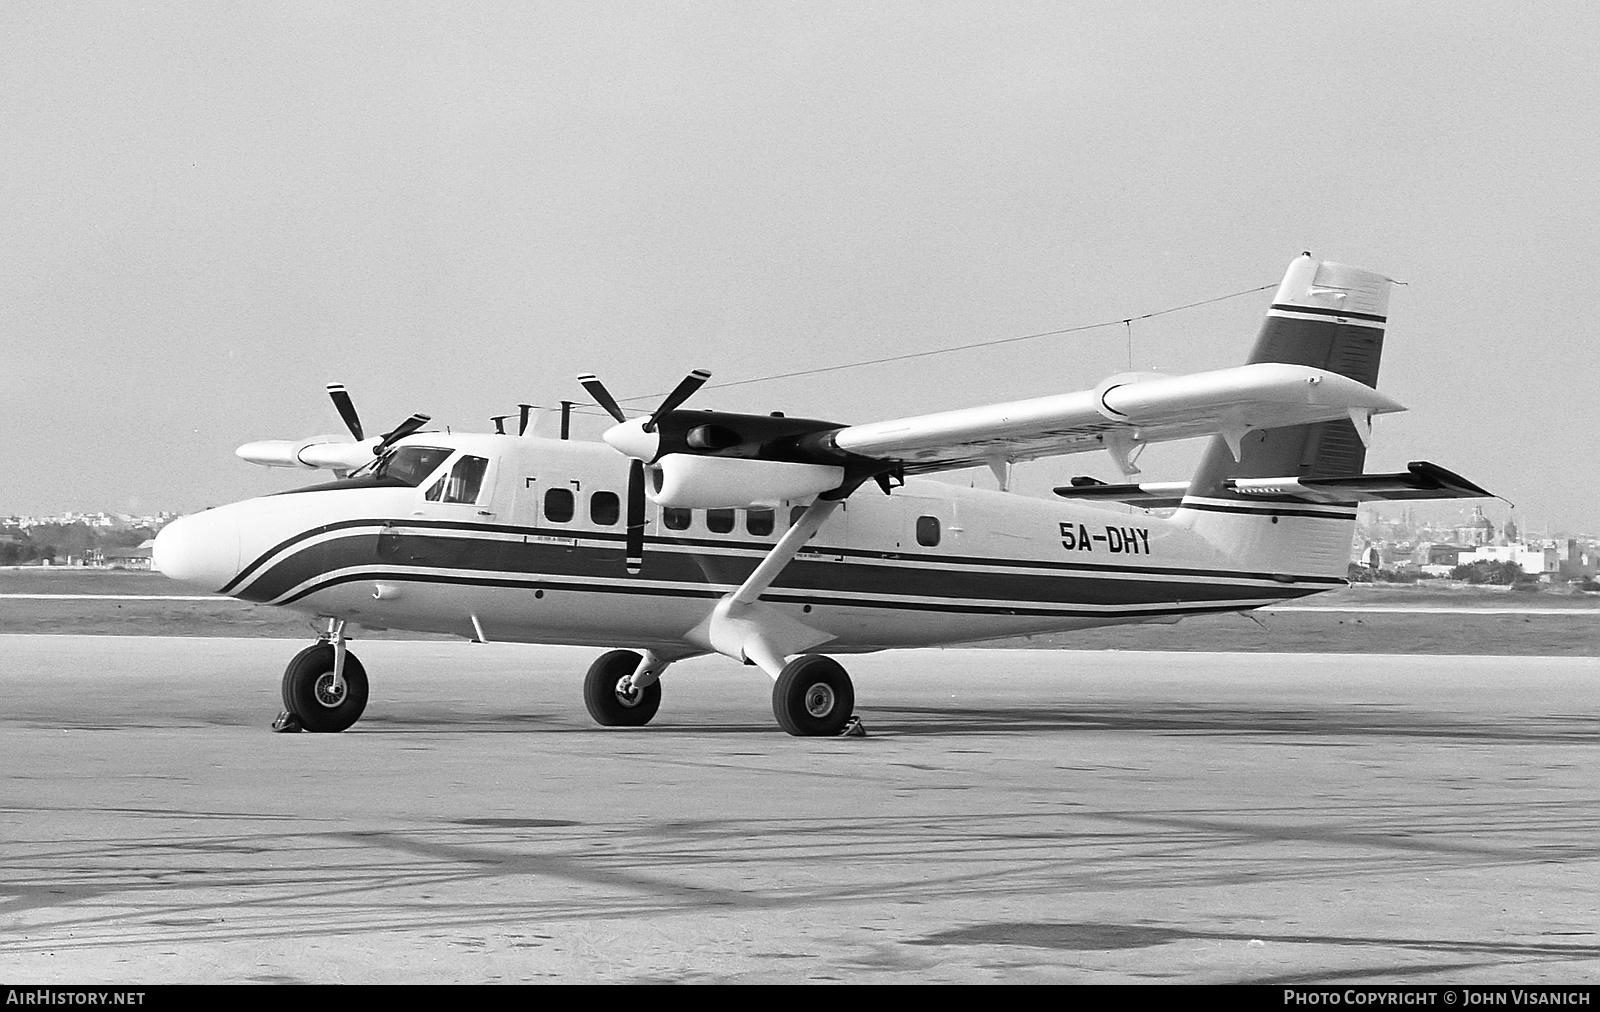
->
[1055,461,1493,508]
[1224,461,1494,504]
[1052,477,1190,508]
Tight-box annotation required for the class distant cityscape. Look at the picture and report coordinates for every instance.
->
[0,511,176,567]
[1351,504,1599,587]
[4,504,1599,589]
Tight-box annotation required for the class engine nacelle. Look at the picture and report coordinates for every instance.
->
[236,437,379,471]
[648,454,845,509]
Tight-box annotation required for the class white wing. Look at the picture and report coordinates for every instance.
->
[828,363,1404,475]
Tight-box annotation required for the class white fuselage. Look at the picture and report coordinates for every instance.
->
[155,433,1352,656]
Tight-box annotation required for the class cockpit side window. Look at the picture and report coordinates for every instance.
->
[425,455,489,504]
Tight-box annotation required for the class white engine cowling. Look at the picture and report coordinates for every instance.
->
[648,454,845,509]
[236,437,379,471]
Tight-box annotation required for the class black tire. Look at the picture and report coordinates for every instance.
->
[772,655,854,737]
[583,649,661,727]
[281,643,369,733]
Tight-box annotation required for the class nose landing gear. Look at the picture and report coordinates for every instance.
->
[276,619,369,733]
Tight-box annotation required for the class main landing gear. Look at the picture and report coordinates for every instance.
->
[579,649,861,737]
[274,619,369,733]
[772,655,855,737]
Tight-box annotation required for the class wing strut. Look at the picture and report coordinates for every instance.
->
[731,498,840,606]
[688,498,841,677]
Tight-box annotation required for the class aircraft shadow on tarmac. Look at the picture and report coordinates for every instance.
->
[348,702,1597,745]
[831,703,1598,744]
[907,921,1600,980]
[910,919,1600,957]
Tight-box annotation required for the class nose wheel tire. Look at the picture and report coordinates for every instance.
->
[772,655,854,737]
[281,643,369,733]
[583,649,662,727]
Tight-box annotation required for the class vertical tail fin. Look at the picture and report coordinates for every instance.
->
[1176,253,1396,578]
[1189,252,1393,494]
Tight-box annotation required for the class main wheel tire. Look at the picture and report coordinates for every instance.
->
[583,649,662,727]
[772,654,854,737]
[281,643,369,733]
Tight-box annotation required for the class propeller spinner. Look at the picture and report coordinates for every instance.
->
[580,369,710,464]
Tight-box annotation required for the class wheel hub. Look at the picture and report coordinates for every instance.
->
[312,672,346,708]
[613,678,642,707]
[803,682,836,718]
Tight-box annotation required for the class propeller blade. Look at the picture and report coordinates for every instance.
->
[625,459,646,575]
[644,369,712,432]
[374,412,431,454]
[577,374,628,423]
[326,383,364,441]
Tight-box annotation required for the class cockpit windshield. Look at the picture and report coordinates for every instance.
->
[275,444,458,498]
[374,445,454,486]
[343,445,454,486]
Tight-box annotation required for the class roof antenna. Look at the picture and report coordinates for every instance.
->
[517,404,533,436]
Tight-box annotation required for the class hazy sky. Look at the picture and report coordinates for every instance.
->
[4,2,1597,532]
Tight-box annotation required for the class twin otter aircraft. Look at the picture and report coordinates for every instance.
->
[154,253,1492,736]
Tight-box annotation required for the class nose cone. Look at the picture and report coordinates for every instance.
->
[602,418,661,462]
[153,509,243,592]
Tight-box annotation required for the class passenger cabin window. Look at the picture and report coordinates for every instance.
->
[663,507,692,531]
[916,515,941,547]
[590,491,620,526]
[544,488,575,523]
[425,455,488,504]
[706,508,735,534]
[747,508,775,536]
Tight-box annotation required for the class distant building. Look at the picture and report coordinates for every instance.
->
[104,540,155,570]
[1458,543,1559,575]
[1455,506,1496,547]
[1558,540,1600,579]
[1426,544,1468,567]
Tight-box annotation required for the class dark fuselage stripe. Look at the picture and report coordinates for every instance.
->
[278,568,1316,616]
[238,529,1339,610]
[227,517,1346,597]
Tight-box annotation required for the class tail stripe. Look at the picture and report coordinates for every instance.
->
[1179,501,1357,521]
[1268,303,1386,325]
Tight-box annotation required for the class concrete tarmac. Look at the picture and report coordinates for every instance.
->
[1,635,1597,984]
